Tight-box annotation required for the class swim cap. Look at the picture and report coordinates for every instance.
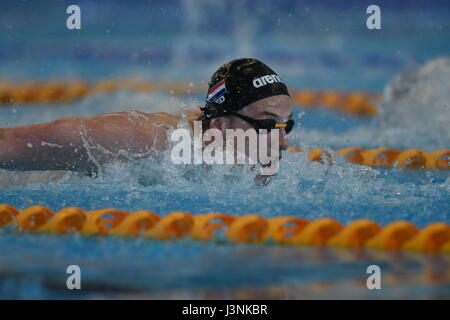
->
[201,58,290,119]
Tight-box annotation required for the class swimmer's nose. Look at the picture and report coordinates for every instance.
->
[278,129,289,151]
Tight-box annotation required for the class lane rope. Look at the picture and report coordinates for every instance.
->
[0,80,379,117]
[1,204,449,254]
[288,147,450,169]
[291,89,380,117]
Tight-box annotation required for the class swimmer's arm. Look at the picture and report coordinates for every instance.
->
[0,111,169,172]
[0,116,97,172]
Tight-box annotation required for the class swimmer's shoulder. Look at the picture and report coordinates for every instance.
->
[120,109,202,127]
[119,110,180,127]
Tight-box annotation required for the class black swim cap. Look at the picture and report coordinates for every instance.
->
[201,58,290,119]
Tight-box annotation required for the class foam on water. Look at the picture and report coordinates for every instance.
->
[289,58,450,151]
[381,57,450,129]
[1,134,449,227]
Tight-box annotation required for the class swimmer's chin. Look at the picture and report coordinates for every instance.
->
[254,173,272,186]
[260,161,280,176]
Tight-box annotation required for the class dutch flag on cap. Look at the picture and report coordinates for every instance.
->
[206,80,226,103]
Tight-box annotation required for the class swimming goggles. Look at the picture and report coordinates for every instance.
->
[227,111,295,135]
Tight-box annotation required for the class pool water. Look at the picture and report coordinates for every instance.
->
[0,0,449,299]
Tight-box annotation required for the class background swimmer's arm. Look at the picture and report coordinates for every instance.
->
[0,111,173,172]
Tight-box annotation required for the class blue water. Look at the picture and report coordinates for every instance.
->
[0,0,449,299]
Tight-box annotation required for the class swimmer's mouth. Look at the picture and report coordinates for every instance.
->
[261,155,282,165]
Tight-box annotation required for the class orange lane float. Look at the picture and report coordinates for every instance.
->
[226,214,268,243]
[81,208,128,235]
[292,218,343,246]
[360,148,402,167]
[365,221,419,251]
[145,211,194,240]
[2,204,449,255]
[39,207,86,233]
[328,219,382,249]
[426,150,450,169]
[291,89,380,117]
[264,216,309,244]
[110,210,160,237]
[402,223,450,254]
[14,205,54,231]
[191,213,236,240]
[0,204,20,228]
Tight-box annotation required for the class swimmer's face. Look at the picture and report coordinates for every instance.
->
[237,95,292,154]
[210,95,292,163]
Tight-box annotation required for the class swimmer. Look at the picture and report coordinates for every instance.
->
[0,58,293,181]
